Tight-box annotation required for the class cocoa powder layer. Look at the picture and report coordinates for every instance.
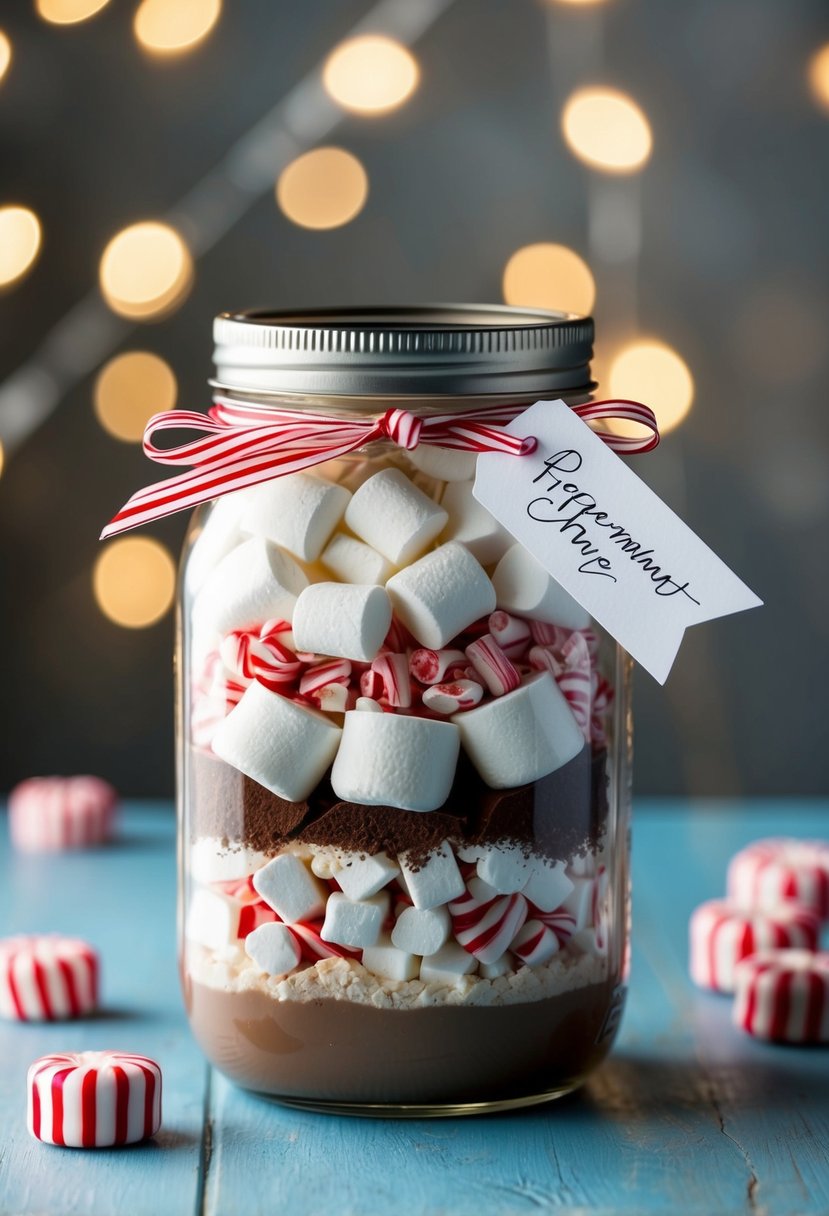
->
[183,973,622,1105]
[188,743,609,865]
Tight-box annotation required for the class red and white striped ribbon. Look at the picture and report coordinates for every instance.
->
[101,398,658,538]
[28,1051,162,1147]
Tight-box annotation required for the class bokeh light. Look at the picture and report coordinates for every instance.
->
[276,148,369,230]
[807,43,829,113]
[0,440,4,478]
[0,206,42,288]
[547,0,610,5]
[99,221,193,320]
[134,0,222,56]
[94,352,177,443]
[561,86,652,173]
[93,537,176,628]
[0,31,12,84]
[502,243,595,314]
[35,0,111,24]
[323,35,419,114]
[608,340,694,436]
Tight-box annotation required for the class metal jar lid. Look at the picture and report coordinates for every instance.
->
[212,305,593,397]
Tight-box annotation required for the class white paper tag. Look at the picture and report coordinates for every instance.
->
[473,399,762,683]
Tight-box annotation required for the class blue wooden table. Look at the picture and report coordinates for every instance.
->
[1,800,827,1215]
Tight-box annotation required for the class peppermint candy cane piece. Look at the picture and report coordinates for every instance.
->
[689,899,819,993]
[529,620,571,649]
[533,906,577,946]
[28,1051,162,1147]
[250,624,305,690]
[299,659,352,697]
[527,644,562,679]
[9,777,117,853]
[590,672,614,746]
[488,611,532,659]
[0,936,99,1022]
[219,629,258,680]
[556,667,592,743]
[733,949,829,1043]
[370,653,412,708]
[409,648,467,685]
[449,879,528,965]
[727,838,829,919]
[422,680,484,715]
[511,919,561,966]
[465,635,521,697]
[290,919,360,963]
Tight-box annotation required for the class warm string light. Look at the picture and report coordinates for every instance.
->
[502,243,595,314]
[0,206,42,288]
[0,31,12,85]
[98,221,193,320]
[562,86,652,173]
[94,352,177,442]
[276,147,369,230]
[35,0,111,24]
[133,0,222,57]
[323,35,419,114]
[808,43,829,113]
[608,339,694,436]
[93,537,176,628]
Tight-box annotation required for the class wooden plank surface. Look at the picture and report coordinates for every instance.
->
[1,800,828,1216]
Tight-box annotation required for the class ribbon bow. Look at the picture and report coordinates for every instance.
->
[101,396,658,539]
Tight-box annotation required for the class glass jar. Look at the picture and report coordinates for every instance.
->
[178,306,631,1115]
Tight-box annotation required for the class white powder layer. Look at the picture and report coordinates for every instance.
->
[188,943,609,1010]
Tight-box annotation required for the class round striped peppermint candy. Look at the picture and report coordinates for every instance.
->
[689,900,819,994]
[0,936,99,1022]
[733,950,829,1044]
[9,777,117,853]
[727,838,829,920]
[28,1051,162,1148]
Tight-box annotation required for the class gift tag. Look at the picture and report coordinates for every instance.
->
[473,399,762,683]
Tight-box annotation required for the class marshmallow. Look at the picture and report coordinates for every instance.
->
[399,842,465,910]
[292,583,392,662]
[492,545,591,629]
[331,712,460,813]
[511,920,561,966]
[407,446,478,482]
[476,844,532,894]
[561,876,594,929]
[213,682,341,801]
[420,942,478,986]
[345,468,448,565]
[521,858,574,913]
[361,934,420,981]
[391,905,450,957]
[479,954,513,979]
[245,922,302,977]
[335,852,400,901]
[355,696,383,713]
[452,673,584,788]
[253,854,328,924]
[185,492,247,595]
[321,892,388,949]
[185,888,241,948]
[239,473,350,562]
[321,533,395,585]
[386,542,496,649]
[440,480,513,565]
[193,537,308,636]
[571,927,607,958]
[190,838,269,885]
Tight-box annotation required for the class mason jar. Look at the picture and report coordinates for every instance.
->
[178,305,631,1115]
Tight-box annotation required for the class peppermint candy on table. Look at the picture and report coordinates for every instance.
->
[733,949,829,1044]
[727,838,829,920]
[449,879,528,965]
[9,777,117,853]
[0,936,99,1022]
[465,634,521,697]
[28,1051,162,1147]
[688,899,819,993]
[422,679,484,715]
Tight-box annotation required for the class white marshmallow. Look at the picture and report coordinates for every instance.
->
[335,852,400,901]
[572,927,607,958]
[344,468,448,565]
[245,922,302,977]
[193,537,308,636]
[253,853,328,923]
[561,877,594,930]
[292,583,392,662]
[321,891,388,950]
[310,851,342,880]
[185,888,239,949]
[386,542,496,649]
[452,672,584,789]
[522,858,574,913]
[455,842,487,863]
[479,954,513,979]
[440,480,514,566]
[420,942,477,986]
[361,934,420,981]
[492,544,591,629]
[185,493,247,595]
[239,473,350,562]
[355,697,383,713]
[321,534,395,586]
[391,905,450,957]
[189,838,269,885]
[407,446,478,482]
[213,682,341,802]
[476,844,532,894]
[399,842,465,910]
[331,713,460,813]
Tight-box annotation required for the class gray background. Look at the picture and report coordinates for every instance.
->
[0,0,826,798]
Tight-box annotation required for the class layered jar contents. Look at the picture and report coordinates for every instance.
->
[181,448,626,1108]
